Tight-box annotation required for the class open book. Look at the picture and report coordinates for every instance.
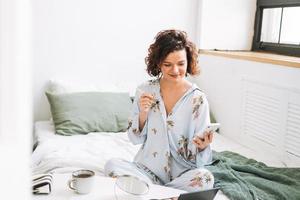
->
[32,173,53,194]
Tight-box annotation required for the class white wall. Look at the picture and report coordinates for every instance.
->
[195,55,300,145]
[33,0,199,121]
[197,0,256,50]
[0,0,32,199]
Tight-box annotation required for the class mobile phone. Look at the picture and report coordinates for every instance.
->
[205,123,220,133]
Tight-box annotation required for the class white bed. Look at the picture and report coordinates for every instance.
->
[32,121,140,175]
[32,121,289,200]
[32,121,286,175]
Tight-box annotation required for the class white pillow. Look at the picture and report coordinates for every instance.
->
[47,79,135,96]
[47,79,98,94]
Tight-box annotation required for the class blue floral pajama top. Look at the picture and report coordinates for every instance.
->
[127,79,212,184]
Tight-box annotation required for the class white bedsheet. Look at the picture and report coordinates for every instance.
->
[32,121,285,175]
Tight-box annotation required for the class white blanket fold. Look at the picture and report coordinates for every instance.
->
[32,121,140,175]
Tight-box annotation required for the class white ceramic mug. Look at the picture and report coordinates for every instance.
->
[68,169,95,194]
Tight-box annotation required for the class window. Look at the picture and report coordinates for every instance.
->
[252,0,300,57]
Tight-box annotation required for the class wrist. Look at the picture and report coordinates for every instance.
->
[138,112,147,132]
[139,111,148,118]
[197,145,208,152]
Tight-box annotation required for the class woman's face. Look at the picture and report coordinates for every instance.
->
[160,49,187,83]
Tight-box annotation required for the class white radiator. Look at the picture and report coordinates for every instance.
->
[286,94,300,157]
[241,78,300,166]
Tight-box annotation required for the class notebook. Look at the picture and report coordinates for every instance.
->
[32,173,53,194]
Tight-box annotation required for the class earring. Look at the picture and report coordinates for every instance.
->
[156,68,161,74]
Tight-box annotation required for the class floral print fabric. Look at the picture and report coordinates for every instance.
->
[104,158,214,192]
[127,79,212,184]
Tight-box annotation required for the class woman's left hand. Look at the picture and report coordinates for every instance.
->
[193,131,213,151]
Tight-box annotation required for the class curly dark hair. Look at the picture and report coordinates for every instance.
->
[145,29,199,77]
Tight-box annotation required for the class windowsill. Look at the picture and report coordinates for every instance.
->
[199,50,300,68]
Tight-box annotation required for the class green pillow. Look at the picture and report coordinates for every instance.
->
[46,91,132,135]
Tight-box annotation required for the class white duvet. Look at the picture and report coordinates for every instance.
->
[32,121,140,175]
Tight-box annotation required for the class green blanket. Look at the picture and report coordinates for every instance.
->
[206,151,300,200]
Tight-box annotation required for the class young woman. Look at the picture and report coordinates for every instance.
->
[104,29,214,192]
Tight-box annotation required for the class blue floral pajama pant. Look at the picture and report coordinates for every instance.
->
[104,158,214,192]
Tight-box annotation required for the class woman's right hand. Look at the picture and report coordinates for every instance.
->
[138,93,154,131]
[139,93,154,114]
